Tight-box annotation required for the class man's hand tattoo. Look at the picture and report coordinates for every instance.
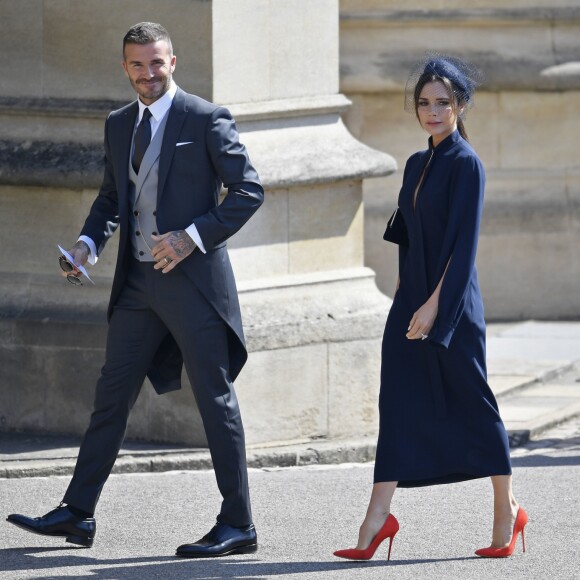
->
[72,240,90,254]
[169,230,196,258]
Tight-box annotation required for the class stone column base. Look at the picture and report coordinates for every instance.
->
[0,268,389,445]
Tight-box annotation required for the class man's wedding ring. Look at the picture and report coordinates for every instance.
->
[421,333,428,340]
[163,257,172,265]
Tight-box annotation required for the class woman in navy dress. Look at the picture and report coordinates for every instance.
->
[334,56,527,561]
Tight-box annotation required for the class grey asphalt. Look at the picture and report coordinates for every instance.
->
[1,417,579,579]
[1,320,580,578]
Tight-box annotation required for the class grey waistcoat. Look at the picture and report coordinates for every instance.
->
[128,111,170,262]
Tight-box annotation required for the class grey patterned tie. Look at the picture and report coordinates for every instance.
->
[132,108,152,173]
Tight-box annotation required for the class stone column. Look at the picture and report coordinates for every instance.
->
[0,0,396,445]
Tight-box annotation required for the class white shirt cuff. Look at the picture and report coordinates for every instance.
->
[78,235,98,265]
[185,224,206,254]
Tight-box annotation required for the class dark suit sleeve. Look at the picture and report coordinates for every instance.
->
[79,114,120,256]
[192,107,264,250]
[429,155,485,348]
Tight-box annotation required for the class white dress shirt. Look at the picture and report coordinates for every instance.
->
[79,81,205,264]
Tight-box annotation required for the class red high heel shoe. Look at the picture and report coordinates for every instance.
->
[475,507,528,558]
[334,514,399,561]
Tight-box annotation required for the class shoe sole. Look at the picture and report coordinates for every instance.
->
[176,543,258,558]
[6,518,94,548]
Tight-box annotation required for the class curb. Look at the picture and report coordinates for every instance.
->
[0,439,377,479]
[0,427,555,479]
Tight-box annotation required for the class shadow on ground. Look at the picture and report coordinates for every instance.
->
[0,548,480,579]
[511,435,580,468]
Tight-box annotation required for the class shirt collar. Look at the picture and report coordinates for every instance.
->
[137,81,177,123]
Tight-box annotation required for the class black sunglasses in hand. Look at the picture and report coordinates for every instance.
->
[59,255,83,286]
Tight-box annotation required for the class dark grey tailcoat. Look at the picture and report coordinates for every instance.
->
[80,87,264,393]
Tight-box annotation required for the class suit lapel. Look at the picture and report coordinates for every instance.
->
[157,88,188,203]
[115,102,139,208]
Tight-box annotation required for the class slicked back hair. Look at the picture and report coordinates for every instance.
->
[123,22,173,57]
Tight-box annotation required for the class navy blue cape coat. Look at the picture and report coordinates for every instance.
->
[375,130,512,487]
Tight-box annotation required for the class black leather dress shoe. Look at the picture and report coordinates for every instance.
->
[176,522,258,558]
[6,504,96,547]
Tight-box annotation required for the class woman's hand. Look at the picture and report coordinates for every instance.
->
[407,297,438,340]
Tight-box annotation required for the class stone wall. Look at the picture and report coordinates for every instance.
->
[0,1,396,445]
[339,0,580,319]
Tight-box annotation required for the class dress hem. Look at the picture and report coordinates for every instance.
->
[374,469,513,488]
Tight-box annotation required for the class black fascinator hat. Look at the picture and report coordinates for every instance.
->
[404,54,483,114]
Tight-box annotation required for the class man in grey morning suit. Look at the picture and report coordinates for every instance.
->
[7,22,264,558]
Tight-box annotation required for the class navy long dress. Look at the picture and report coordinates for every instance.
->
[374,130,512,487]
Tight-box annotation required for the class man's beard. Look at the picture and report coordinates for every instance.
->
[132,75,171,101]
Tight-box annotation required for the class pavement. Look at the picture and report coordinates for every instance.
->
[1,320,580,479]
[1,413,579,579]
[1,320,580,579]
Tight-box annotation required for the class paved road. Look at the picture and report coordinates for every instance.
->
[1,419,579,580]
